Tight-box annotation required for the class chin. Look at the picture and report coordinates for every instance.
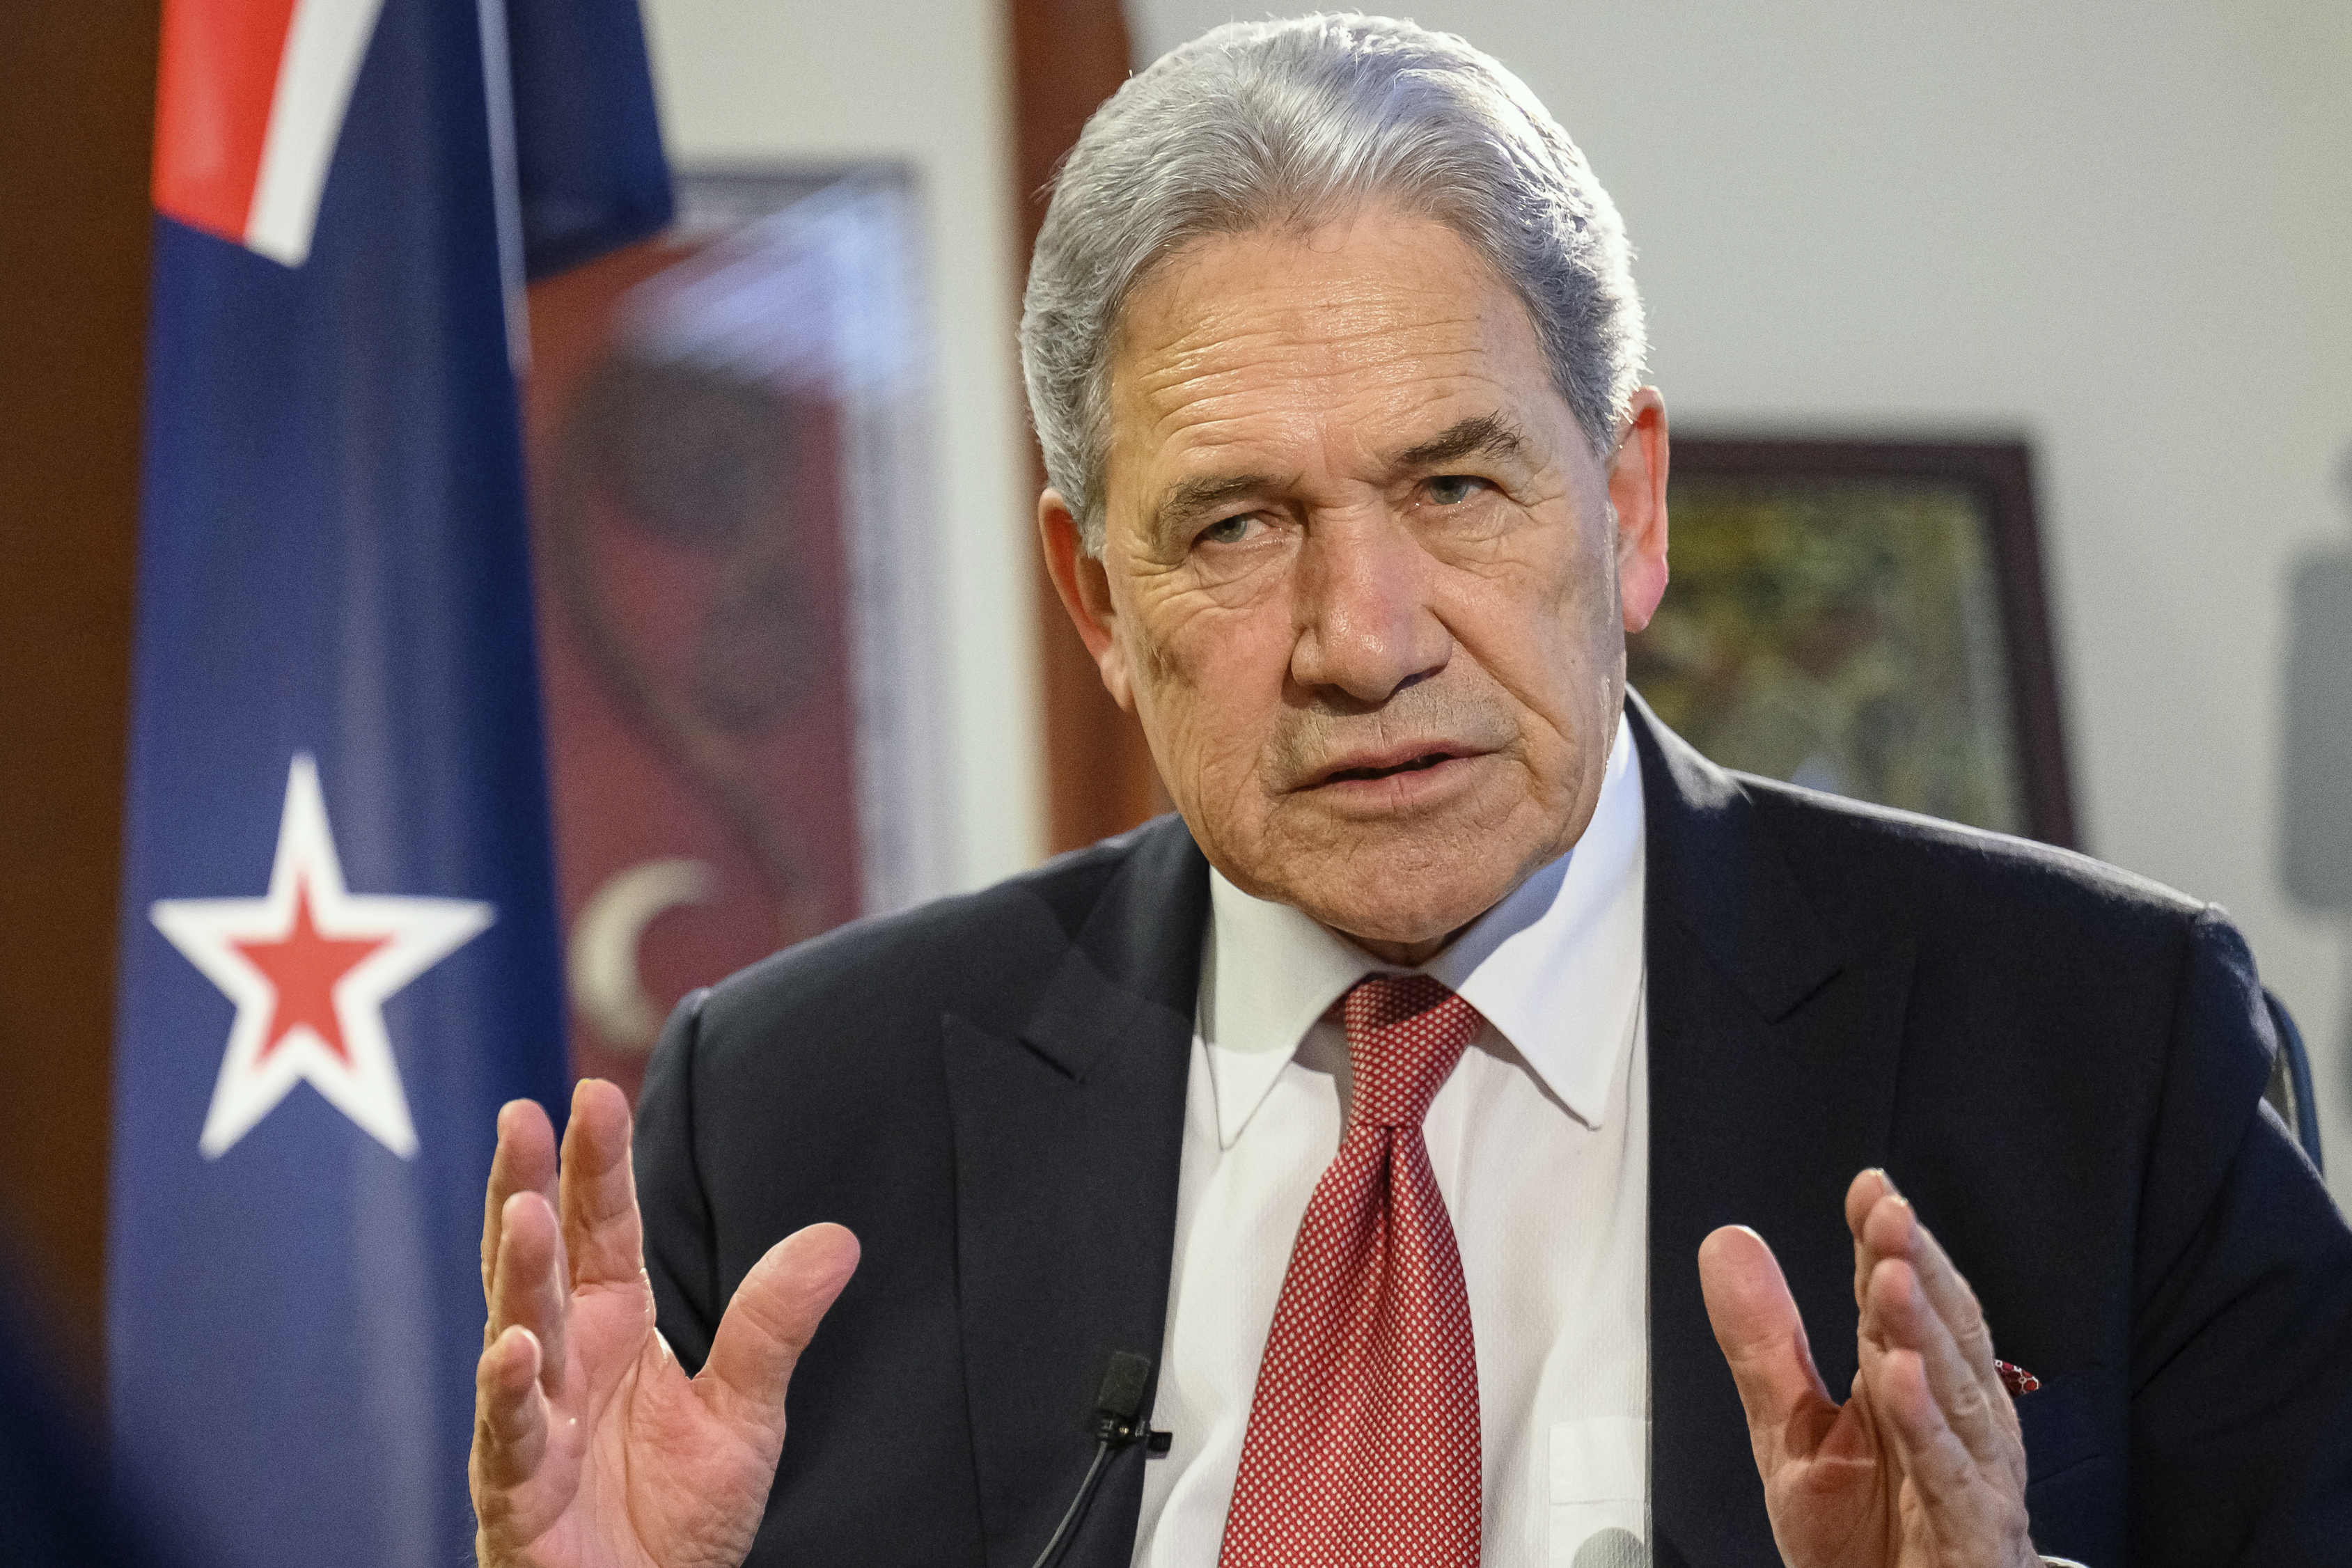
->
[1205,776,1585,948]
[1288,845,1524,950]
[1317,897,1498,951]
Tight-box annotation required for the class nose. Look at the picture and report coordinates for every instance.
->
[1288,512,1451,705]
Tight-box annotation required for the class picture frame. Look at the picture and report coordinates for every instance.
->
[524,164,955,1092]
[1629,437,2076,847]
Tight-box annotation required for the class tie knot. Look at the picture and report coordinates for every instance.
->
[1342,974,1481,1130]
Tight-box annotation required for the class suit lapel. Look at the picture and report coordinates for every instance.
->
[1629,697,1917,1568]
[941,817,1211,1568]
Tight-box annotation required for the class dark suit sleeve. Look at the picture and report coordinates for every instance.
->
[634,987,721,1374]
[2128,909,2352,1564]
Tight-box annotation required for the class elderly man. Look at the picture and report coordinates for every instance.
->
[468,15,2352,1568]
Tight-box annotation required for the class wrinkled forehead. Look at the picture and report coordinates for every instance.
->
[1098,214,1563,509]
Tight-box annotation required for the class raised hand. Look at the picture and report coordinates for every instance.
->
[470,1079,860,1568]
[1698,1169,2037,1568]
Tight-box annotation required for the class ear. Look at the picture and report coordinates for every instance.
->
[1608,389,1670,633]
[1037,488,1138,712]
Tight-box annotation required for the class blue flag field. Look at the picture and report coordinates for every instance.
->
[111,1,668,1562]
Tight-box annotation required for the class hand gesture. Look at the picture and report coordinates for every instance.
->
[469,1079,860,1568]
[1698,1169,2037,1568]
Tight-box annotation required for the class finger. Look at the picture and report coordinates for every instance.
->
[1853,1189,2004,1457]
[1863,1254,2018,1475]
[1698,1225,1841,1467]
[1867,1338,2030,1552]
[1860,1189,2008,1412]
[1845,1167,1892,1310]
[697,1223,862,1454]
[483,1099,558,1324]
[558,1079,645,1289]
[471,1324,550,1495]
[1850,1174,2003,1418]
[489,1191,570,1396]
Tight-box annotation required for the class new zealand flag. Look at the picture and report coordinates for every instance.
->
[110,1,669,1563]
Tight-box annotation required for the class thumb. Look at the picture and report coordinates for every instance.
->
[1698,1225,1839,1468]
[695,1223,861,1452]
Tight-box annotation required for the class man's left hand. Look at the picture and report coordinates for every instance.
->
[1698,1169,2039,1568]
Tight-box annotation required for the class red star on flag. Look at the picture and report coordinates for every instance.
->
[234,883,391,1066]
[151,754,493,1158]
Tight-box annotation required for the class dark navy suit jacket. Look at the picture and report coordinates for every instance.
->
[635,698,2352,1567]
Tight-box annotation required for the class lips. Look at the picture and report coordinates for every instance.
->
[1307,745,1478,788]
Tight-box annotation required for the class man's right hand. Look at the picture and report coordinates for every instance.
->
[470,1079,859,1568]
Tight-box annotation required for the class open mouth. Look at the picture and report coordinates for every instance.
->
[1319,750,1461,785]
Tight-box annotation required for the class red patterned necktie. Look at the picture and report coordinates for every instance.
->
[1218,973,1484,1568]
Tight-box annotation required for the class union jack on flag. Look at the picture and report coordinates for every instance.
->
[153,0,393,265]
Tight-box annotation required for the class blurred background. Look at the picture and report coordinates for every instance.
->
[0,0,2346,1556]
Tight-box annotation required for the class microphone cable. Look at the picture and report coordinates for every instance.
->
[1028,1351,1161,1568]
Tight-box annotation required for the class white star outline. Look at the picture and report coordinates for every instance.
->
[150,753,494,1159]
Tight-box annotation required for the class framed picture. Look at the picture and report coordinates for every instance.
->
[523,165,955,1093]
[1628,438,2075,847]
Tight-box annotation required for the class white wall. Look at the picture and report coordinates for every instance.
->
[1129,0,2352,1193]
[639,0,1044,888]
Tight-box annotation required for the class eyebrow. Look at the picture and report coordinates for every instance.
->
[1391,411,1529,472]
[1141,411,1532,548]
[1148,471,1294,549]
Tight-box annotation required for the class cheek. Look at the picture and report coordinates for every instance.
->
[1441,530,1620,751]
[1123,555,1290,690]
[1452,537,1601,664]
[1531,515,1622,661]
[1124,585,1295,786]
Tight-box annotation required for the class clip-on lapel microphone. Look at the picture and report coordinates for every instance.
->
[1028,1350,1171,1568]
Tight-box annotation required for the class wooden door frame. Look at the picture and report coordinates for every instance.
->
[1005,0,1167,854]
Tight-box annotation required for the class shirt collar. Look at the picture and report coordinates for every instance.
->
[1197,713,1647,1147]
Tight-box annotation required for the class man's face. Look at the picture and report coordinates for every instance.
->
[1042,208,1669,959]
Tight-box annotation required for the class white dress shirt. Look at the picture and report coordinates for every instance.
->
[1134,714,1652,1568]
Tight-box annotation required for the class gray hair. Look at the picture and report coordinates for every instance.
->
[1020,12,1647,554]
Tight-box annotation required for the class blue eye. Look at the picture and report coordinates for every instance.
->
[1202,515,1253,544]
[1427,475,1481,505]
